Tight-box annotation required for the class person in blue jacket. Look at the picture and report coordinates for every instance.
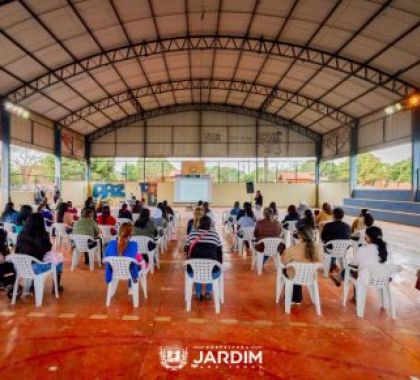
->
[104,222,139,283]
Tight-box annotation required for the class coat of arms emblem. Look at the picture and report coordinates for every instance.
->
[160,345,188,371]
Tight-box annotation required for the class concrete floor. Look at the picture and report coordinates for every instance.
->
[0,209,419,379]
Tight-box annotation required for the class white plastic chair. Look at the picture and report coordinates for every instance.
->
[276,263,322,315]
[130,235,159,273]
[70,234,102,271]
[7,254,59,307]
[252,238,283,275]
[323,239,353,277]
[99,225,115,245]
[117,218,133,226]
[343,264,402,319]
[103,256,141,308]
[235,227,255,259]
[53,222,69,250]
[3,222,18,246]
[183,259,224,314]
[174,211,181,228]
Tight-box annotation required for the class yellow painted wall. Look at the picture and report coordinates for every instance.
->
[319,182,350,207]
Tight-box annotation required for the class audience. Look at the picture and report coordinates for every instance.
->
[15,205,33,234]
[352,209,372,233]
[237,203,256,228]
[296,209,316,231]
[163,200,174,216]
[281,227,323,304]
[269,202,279,220]
[1,202,19,224]
[38,201,54,228]
[104,223,139,284]
[281,204,300,228]
[0,229,17,298]
[118,203,133,220]
[331,226,389,295]
[321,207,351,274]
[187,207,204,235]
[315,202,333,227]
[151,206,167,228]
[15,213,63,292]
[230,201,241,217]
[97,205,117,226]
[236,201,250,220]
[55,202,74,233]
[72,209,101,264]
[185,216,222,301]
[254,208,283,262]
[132,200,143,214]
[133,209,158,241]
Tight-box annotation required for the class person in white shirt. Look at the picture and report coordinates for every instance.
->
[332,226,389,298]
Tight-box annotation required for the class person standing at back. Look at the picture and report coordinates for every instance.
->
[254,190,263,210]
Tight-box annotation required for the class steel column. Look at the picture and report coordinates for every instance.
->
[0,99,11,207]
[412,108,420,201]
[349,122,359,196]
[54,124,62,191]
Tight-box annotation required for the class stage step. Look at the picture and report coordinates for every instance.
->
[351,189,412,201]
[343,198,420,214]
[342,205,420,227]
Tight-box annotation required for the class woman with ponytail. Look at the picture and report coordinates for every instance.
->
[281,227,323,304]
[104,222,139,284]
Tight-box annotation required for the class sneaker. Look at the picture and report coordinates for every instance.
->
[330,274,342,287]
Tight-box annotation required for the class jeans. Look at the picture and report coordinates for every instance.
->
[188,269,221,297]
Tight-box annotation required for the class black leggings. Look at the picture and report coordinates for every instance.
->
[283,269,303,303]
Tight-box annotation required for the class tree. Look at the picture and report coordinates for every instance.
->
[357,153,388,185]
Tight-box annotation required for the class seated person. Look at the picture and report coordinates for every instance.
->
[38,201,54,228]
[351,209,372,233]
[98,205,117,226]
[185,216,222,300]
[269,202,279,221]
[131,200,143,214]
[73,209,101,263]
[281,227,323,304]
[0,229,18,299]
[55,202,74,234]
[203,201,215,222]
[321,207,351,274]
[296,209,316,231]
[118,203,133,220]
[351,213,374,243]
[187,207,204,235]
[163,200,174,216]
[281,205,300,229]
[254,208,283,262]
[133,209,158,241]
[67,201,78,216]
[315,202,333,227]
[15,205,33,234]
[15,213,63,291]
[237,203,256,228]
[229,201,241,217]
[1,202,19,225]
[236,202,250,220]
[296,202,309,217]
[151,206,167,228]
[331,226,389,294]
[104,223,140,284]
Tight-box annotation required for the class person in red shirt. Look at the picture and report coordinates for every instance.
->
[97,205,116,226]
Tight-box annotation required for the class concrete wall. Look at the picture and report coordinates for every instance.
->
[319,182,350,207]
[159,182,316,208]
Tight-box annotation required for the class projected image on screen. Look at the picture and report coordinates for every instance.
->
[174,176,212,203]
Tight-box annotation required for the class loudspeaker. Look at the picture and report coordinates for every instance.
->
[246,182,254,194]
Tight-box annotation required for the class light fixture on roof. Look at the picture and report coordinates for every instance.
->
[384,105,394,115]
[408,94,420,107]
[3,101,30,119]
[394,102,402,111]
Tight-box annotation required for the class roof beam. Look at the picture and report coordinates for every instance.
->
[224,0,260,103]
[7,35,417,107]
[283,0,396,122]
[258,0,343,113]
[208,0,223,102]
[59,78,355,129]
[240,0,298,108]
[65,0,131,117]
[87,103,321,143]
